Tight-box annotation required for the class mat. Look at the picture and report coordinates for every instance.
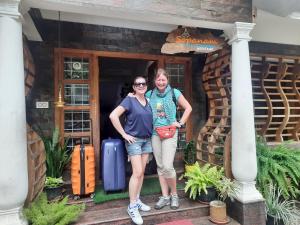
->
[93,177,184,204]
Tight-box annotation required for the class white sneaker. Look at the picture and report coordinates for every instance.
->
[127,205,143,225]
[136,199,151,211]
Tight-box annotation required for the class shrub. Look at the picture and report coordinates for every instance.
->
[43,128,70,178]
[23,193,85,225]
[256,138,300,199]
[183,162,223,200]
[264,183,300,225]
[216,176,238,202]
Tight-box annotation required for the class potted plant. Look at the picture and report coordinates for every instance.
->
[264,183,300,225]
[183,140,196,173]
[44,177,64,200]
[42,127,71,200]
[183,162,223,203]
[209,176,239,224]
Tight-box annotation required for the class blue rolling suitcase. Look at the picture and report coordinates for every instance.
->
[101,139,126,192]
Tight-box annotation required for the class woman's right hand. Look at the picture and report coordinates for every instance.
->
[122,133,136,144]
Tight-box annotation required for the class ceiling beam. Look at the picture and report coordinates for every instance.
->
[23,0,232,31]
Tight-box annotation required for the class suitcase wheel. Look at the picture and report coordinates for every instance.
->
[90,193,95,199]
[73,195,80,200]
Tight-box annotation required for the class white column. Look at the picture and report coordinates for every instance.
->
[0,1,28,224]
[225,22,264,203]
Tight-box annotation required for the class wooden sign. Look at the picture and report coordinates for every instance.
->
[161,27,224,54]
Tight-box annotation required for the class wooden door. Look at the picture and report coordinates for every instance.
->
[54,49,100,179]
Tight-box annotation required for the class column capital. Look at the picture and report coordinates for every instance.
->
[224,22,255,45]
[0,0,21,19]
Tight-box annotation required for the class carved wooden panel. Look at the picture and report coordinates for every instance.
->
[197,51,300,176]
[251,55,300,142]
[25,125,46,205]
[196,48,232,176]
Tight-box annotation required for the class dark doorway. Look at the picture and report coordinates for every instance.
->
[99,57,157,142]
[99,57,157,178]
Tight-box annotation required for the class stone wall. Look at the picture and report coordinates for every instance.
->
[26,42,54,137]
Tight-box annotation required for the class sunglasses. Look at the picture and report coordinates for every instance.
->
[134,82,147,87]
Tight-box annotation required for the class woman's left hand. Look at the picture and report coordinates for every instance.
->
[172,121,181,128]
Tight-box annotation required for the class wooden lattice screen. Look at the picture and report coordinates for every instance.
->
[197,50,300,176]
[251,54,300,142]
[196,48,232,176]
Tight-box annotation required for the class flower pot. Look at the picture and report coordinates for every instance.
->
[44,185,63,201]
[209,200,230,224]
[266,215,284,225]
[197,186,217,203]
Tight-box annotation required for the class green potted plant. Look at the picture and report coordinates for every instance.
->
[209,176,239,224]
[183,162,223,203]
[42,127,71,200]
[183,140,196,173]
[23,192,85,225]
[264,183,300,225]
[44,177,64,200]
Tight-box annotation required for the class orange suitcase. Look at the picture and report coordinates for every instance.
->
[71,144,95,199]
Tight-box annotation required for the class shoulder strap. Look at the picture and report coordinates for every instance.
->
[172,88,177,107]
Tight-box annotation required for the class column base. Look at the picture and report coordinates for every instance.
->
[235,181,264,203]
[0,207,27,225]
[227,199,266,225]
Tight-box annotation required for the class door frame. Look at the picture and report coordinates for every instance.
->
[54,48,192,181]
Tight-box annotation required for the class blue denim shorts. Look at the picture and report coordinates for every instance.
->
[125,137,153,156]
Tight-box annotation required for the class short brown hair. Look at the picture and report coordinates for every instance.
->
[155,68,169,80]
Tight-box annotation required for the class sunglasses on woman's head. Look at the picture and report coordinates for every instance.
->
[134,82,147,87]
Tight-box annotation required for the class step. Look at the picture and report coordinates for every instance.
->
[75,195,209,225]
[167,216,240,225]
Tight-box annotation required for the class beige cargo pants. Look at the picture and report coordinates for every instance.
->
[151,134,178,178]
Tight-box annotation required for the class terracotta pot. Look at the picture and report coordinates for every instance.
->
[209,200,230,224]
